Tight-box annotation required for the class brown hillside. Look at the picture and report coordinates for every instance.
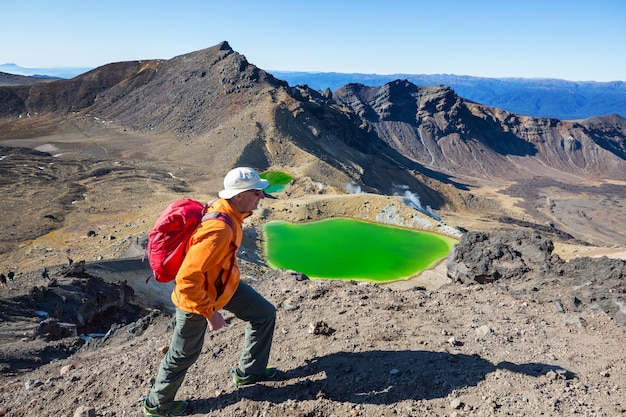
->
[333,81,626,246]
[0,41,624,254]
[0,41,625,417]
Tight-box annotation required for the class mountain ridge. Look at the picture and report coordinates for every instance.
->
[271,71,626,120]
[332,80,626,182]
[3,63,625,121]
[0,42,625,249]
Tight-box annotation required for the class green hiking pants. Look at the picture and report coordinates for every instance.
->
[147,281,276,410]
[225,281,276,376]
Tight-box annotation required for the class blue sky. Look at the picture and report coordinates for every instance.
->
[2,0,625,81]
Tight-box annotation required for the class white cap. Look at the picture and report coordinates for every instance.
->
[218,167,269,199]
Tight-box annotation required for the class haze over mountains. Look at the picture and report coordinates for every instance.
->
[0,63,92,80]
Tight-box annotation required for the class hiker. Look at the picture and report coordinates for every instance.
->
[0,273,6,286]
[7,271,14,282]
[41,267,50,280]
[142,167,276,417]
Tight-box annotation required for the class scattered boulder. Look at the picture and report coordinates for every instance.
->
[60,363,76,375]
[36,318,76,341]
[309,321,335,336]
[73,406,96,417]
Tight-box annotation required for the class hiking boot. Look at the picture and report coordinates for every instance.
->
[230,366,277,386]
[141,397,188,416]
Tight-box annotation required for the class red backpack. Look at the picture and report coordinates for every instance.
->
[146,198,234,283]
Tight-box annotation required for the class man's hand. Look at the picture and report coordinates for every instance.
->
[207,311,225,331]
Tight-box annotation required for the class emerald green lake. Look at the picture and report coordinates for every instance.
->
[263,218,457,283]
[260,171,293,194]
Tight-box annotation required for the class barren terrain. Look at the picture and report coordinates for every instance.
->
[1,43,625,417]
[1,120,625,417]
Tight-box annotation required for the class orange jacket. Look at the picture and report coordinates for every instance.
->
[171,199,245,318]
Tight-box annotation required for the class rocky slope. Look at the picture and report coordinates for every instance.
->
[0,228,625,417]
[332,81,626,182]
[0,41,625,416]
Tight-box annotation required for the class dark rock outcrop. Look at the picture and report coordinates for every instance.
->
[447,230,626,325]
[20,265,141,335]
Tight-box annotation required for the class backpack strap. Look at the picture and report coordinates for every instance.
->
[200,211,238,298]
[201,211,234,230]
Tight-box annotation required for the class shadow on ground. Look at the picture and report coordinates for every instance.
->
[189,350,574,411]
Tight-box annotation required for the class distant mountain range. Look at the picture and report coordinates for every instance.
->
[271,71,626,121]
[2,62,624,121]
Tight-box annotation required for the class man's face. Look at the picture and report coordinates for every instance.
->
[232,189,264,213]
